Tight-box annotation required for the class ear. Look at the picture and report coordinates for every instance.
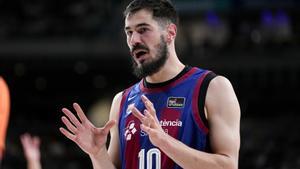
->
[166,23,177,44]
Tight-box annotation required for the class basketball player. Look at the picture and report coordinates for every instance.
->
[0,76,10,167]
[60,0,240,169]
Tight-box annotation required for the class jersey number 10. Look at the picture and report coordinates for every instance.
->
[138,148,161,169]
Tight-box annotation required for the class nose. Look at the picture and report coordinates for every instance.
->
[128,31,142,47]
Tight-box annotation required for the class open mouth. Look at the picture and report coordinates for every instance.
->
[135,51,148,59]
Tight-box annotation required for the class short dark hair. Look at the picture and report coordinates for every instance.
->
[124,0,179,26]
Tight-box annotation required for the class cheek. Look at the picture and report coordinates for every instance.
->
[149,40,161,53]
[126,37,131,47]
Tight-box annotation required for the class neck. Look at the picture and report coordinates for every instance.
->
[145,49,184,83]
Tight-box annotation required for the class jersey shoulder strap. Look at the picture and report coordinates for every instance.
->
[198,71,217,128]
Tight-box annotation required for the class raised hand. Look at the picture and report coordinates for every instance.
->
[131,95,167,147]
[59,103,115,156]
[20,133,42,169]
[20,133,41,162]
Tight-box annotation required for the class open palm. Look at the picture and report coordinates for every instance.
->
[60,103,115,156]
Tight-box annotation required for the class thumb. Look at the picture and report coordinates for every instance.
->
[97,120,116,134]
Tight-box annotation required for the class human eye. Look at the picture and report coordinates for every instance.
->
[138,27,148,34]
[126,30,133,37]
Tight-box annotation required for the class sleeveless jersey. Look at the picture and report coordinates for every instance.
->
[118,67,213,169]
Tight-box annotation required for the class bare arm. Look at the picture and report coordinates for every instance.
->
[132,76,240,169]
[59,92,123,169]
[107,92,123,168]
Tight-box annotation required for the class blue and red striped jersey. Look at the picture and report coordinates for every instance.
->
[118,67,213,169]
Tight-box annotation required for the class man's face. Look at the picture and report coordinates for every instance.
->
[125,9,168,78]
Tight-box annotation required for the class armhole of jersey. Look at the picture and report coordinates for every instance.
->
[118,88,131,118]
[198,71,217,129]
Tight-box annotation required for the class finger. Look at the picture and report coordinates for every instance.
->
[59,127,76,141]
[144,110,156,126]
[140,124,153,134]
[24,133,31,143]
[141,95,156,116]
[131,106,145,122]
[20,134,27,147]
[61,116,78,134]
[73,103,88,123]
[20,133,26,141]
[33,136,40,147]
[21,134,31,148]
[21,133,30,139]
[101,120,116,134]
[62,108,82,128]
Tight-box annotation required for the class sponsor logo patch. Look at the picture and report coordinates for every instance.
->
[167,97,185,108]
[128,95,137,101]
[160,119,182,127]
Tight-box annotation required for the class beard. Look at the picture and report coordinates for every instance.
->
[131,35,168,79]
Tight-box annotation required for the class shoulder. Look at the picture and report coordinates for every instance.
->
[109,86,135,119]
[206,75,240,118]
[109,82,140,119]
[111,84,136,107]
[109,91,124,121]
[111,89,130,111]
[208,75,233,92]
[206,75,237,104]
[112,91,123,104]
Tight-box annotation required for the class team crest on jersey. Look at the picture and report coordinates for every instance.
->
[167,97,185,108]
[124,121,137,141]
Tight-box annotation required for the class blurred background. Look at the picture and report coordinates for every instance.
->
[0,0,299,168]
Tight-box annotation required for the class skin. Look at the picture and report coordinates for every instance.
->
[60,9,240,169]
[20,133,42,169]
[0,76,10,161]
[125,9,184,83]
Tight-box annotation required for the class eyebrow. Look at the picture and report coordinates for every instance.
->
[125,23,151,31]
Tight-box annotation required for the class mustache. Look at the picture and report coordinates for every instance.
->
[130,44,149,54]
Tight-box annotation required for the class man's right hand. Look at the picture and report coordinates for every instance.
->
[59,103,115,157]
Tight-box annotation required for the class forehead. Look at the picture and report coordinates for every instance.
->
[125,9,158,29]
